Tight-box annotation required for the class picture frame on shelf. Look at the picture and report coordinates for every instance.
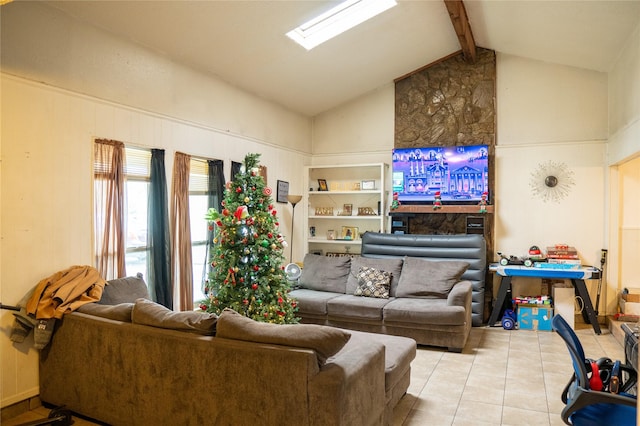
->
[361,180,375,190]
[318,179,328,191]
[326,229,336,240]
[276,180,289,203]
[339,203,352,216]
[341,226,358,240]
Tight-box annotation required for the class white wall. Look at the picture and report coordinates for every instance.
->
[607,21,640,317]
[0,2,312,407]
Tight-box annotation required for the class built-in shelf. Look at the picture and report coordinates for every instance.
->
[390,205,494,214]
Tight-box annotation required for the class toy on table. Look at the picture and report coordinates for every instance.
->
[497,252,534,267]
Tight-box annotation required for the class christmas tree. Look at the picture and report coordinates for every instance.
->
[199,153,298,324]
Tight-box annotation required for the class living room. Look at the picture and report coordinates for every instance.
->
[2,1,640,423]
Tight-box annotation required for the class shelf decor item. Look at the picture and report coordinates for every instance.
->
[315,207,334,216]
[357,207,376,216]
[339,204,352,216]
[318,179,328,191]
[341,226,358,240]
[327,229,336,240]
[361,180,375,190]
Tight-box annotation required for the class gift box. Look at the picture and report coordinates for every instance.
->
[518,305,553,331]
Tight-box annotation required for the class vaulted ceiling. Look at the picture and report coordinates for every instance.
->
[39,0,640,116]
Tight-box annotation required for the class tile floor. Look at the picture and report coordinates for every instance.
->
[3,320,631,426]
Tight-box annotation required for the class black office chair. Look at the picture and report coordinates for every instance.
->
[552,314,637,425]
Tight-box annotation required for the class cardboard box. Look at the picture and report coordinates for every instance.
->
[620,296,640,315]
[623,293,640,303]
[518,306,553,331]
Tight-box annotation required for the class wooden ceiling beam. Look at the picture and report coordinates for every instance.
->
[444,0,477,64]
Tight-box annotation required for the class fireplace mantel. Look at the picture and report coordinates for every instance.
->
[390,205,494,214]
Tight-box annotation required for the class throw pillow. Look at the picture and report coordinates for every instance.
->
[216,308,351,365]
[77,302,133,322]
[298,253,350,293]
[353,266,391,299]
[345,257,403,296]
[98,273,150,305]
[131,298,218,335]
[396,256,470,298]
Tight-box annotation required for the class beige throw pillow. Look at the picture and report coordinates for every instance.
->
[216,308,351,365]
[354,266,391,299]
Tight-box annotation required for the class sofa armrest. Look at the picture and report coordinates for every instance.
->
[447,280,472,307]
[308,336,386,425]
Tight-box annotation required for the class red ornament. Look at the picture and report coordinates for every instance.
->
[263,188,272,196]
[236,187,242,193]
[243,299,249,305]
[208,225,214,231]
[252,283,258,290]
[268,233,273,238]
[253,265,260,271]
[263,313,269,318]
[199,304,207,310]
[271,210,277,216]
[239,277,244,283]
[222,209,230,216]
[278,297,284,304]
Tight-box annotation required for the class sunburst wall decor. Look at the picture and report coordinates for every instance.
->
[529,160,575,203]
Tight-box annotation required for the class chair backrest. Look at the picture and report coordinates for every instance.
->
[552,314,590,389]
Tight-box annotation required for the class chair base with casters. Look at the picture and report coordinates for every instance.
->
[552,314,637,426]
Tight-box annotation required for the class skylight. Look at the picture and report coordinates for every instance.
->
[286,0,397,50]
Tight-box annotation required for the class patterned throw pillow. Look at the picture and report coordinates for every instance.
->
[354,266,391,299]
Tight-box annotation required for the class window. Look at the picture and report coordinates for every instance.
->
[189,157,209,302]
[124,147,151,277]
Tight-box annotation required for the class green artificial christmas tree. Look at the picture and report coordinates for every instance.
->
[199,153,298,324]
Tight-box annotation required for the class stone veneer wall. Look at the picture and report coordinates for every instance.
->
[394,48,496,321]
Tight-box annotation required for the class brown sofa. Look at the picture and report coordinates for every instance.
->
[290,232,486,351]
[38,276,416,425]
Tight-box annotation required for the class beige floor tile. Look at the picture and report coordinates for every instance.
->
[501,406,551,426]
[454,399,503,424]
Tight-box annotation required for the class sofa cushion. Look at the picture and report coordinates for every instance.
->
[383,298,467,325]
[396,257,469,298]
[76,302,133,322]
[346,257,403,296]
[288,289,342,316]
[354,267,391,299]
[131,298,218,335]
[299,254,350,293]
[327,295,392,320]
[98,273,150,305]
[216,308,351,364]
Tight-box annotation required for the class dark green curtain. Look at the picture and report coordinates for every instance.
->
[147,149,172,309]
[231,161,242,181]
[202,160,225,291]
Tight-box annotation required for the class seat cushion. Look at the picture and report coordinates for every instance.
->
[327,295,393,321]
[289,289,343,316]
[383,298,466,325]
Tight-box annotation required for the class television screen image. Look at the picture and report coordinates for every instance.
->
[392,144,489,204]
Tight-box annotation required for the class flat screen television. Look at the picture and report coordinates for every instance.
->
[392,144,489,204]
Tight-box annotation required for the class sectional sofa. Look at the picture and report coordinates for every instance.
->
[39,275,416,425]
[289,232,487,351]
